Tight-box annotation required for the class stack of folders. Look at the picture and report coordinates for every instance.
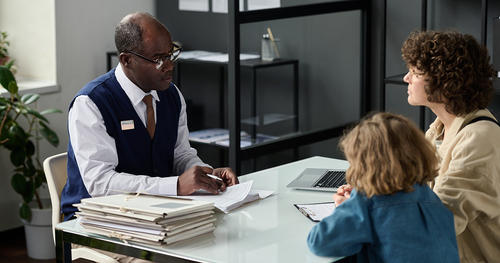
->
[74,194,216,246]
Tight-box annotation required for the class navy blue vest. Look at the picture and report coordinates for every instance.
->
[61,68,181,220]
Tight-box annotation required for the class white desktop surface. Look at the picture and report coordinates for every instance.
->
[56,156,349,262]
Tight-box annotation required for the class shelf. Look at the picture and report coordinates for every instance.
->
[189,130,278,149]
[241,113,296,126]
[384,74,406,85]
[225,0,369,173]
[178,54,298,69]
[189,122,353,160]
[238,0,365,24]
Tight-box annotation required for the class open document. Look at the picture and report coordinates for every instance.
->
[177,180,274,213]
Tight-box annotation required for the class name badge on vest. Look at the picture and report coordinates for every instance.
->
[121,120,134,130]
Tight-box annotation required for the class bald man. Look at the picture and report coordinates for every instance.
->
[62,12,238,221]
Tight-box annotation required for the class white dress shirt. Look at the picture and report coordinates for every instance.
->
[68,64,207,197]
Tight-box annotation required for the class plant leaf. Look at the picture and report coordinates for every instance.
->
[11,173,27,195]
[20,93,40,105]
[39,122,59,147]
[26,108,49,123]
[8,124,27,142]
[37,169,47,184]
[25,140,35,156]
[10,147,26,166]
[7,81,18,94]
[40,108,63,115]
[21,180,34,204]
[0,65,15,91]
[34,172,44,189]
[5,59,14,69]
[19,203,31,221]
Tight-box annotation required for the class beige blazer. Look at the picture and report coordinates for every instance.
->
[426,109,500,263]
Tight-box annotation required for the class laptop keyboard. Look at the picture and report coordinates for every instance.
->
[314,170,346,188]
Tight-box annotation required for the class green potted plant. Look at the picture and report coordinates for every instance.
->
[0,63,61,259]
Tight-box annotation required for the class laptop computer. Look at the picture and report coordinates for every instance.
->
[287,168,347,192]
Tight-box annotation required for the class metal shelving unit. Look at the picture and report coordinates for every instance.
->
[227,0,371,174]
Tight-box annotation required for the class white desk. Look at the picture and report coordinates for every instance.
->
[55,156,349,262]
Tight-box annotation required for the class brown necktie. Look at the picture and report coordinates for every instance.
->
[142,94,155,139]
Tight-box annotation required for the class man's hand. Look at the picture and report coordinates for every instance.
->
[333,184,353,207]
[212,167,238,192]
[177,166,223,195]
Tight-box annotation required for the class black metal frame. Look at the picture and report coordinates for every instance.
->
[228,0,371,174]
[382,0,490,130]
[55,229,197,263]
[175,58,299,137]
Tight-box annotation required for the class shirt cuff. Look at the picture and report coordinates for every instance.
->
[158,176,179,196]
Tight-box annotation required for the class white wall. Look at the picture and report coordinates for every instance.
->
[0,0,56,81]
[0,0,155,231]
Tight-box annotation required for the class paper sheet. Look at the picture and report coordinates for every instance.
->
[178,181,273,213]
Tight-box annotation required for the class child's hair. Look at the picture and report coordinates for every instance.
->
[340,112,438,197]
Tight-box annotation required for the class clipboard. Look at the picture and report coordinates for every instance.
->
[293,202,335,222]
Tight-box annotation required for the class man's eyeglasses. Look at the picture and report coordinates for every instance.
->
[126,43,182,70]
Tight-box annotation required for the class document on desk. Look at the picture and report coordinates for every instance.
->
[178,180,274,213]
[294,202,335,222]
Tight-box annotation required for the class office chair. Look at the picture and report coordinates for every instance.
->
[43,152,119,263]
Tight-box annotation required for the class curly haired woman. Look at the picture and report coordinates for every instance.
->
[402,31,500,262]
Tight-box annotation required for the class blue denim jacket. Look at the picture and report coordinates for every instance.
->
[307,184,459,263]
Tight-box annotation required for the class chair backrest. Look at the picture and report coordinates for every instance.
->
[43,152,68,243]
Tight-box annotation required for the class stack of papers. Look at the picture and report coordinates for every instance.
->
[74,194,216,245]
